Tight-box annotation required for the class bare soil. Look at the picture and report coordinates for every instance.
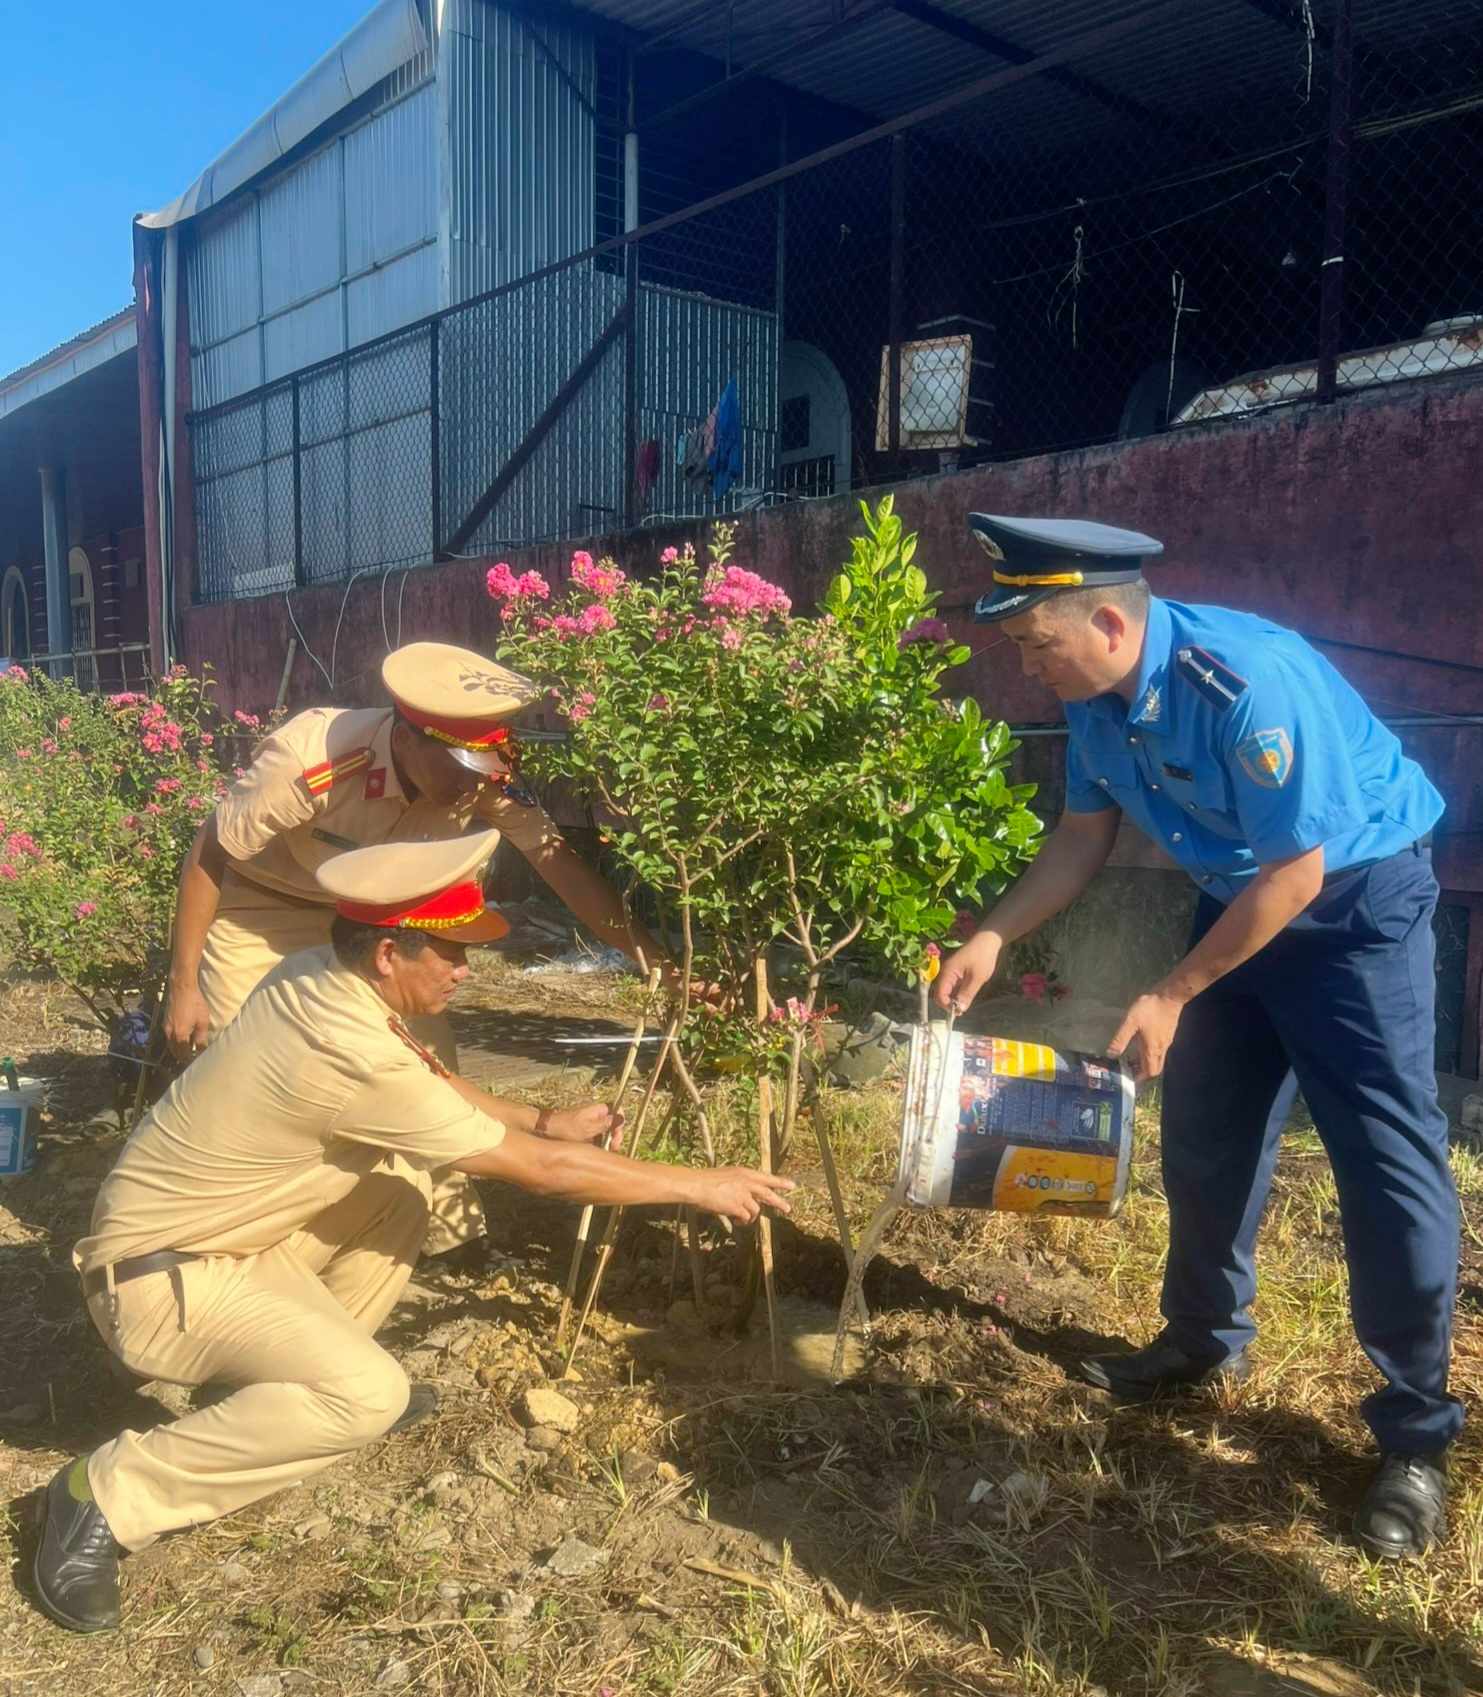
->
[2,953,1481,1697]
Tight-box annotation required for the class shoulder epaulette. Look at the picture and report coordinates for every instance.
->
[301,747,372,796]
[387,1016,452,1079]
[1175,645,1248,712]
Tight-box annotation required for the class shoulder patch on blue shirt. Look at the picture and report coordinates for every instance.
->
[1175,645,1248,712]
[1236,728,1294,788]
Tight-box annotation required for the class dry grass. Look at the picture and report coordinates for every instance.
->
[1,962,1481,1696]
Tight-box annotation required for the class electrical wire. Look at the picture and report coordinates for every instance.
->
[282,592,333,694]
[991,167,1302,287]
[328,565,372,693]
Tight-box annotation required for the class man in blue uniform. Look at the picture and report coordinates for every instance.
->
[936,514,1461,1560]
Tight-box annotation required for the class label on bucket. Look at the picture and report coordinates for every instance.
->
[899,1029,1134,1217]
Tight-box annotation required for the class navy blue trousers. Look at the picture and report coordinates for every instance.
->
[1160,844,1464,1452]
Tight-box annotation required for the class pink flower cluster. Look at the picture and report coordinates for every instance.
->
[486,562,552,624]
[567,691,597,724]
[539,603,617,639]
[233,709,261,730]
[5,832,40,859]
[701,566,791,620]
[74,902,98,920]
[3,665,28,682]
[154,777,183,796]
[108,691,147,709]
[139,701,184,755]
[0,865,16,881]
[570,551,626,599]
[1020,971,1071,1004]
[900,617,951,648]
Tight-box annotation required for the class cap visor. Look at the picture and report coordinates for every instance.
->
[972,586,1059,624]
[446,743,512,775]
[437,908,511,944]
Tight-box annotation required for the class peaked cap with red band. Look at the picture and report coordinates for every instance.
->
[315,829,510,944]
[382,642,540,774]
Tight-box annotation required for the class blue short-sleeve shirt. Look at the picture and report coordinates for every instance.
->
[1064,598,1443,902]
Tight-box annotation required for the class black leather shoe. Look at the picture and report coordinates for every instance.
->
[389,1383,438,1435]
[1079,1330,1251,1400]
[33,1462,121,1633]
[1356,1452,1447,1559]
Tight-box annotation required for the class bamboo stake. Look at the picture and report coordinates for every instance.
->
[753,954,782,1381]
[684,1205,708,1313]
[563,1015,680,1368]
[556,965,662,1347]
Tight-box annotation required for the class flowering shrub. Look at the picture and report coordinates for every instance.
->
[0,665,260,1032]
[488,499,1042,1152]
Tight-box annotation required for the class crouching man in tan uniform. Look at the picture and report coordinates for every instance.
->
[36,831,790,1634]
[163,640,672,1256]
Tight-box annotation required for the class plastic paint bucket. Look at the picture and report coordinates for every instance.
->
[0,1077,45,1178]
[898,1027,1133,1218]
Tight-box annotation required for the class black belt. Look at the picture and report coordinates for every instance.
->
[81,1249,202,1300]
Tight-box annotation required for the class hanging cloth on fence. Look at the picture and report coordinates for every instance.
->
[682,400,718,486]
[635,437,662,509]
[708,378,742,498]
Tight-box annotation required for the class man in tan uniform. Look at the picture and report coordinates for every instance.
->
[35,830,791,1634]
[162,640,670,1253]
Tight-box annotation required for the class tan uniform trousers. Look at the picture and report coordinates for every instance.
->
[85,1164,430,1552]
[197,873,486,1253]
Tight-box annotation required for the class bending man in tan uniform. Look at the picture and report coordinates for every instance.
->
[36,830,790,1635]
[162,640,670,1254]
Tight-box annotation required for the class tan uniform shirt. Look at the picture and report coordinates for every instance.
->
[76,947,505,1274]
[214,706,560,905]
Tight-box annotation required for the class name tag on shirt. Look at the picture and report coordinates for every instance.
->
[311,827,360,851]
[1162,762,1195,783]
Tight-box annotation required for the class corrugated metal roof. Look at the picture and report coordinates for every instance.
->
[575,0,1482,137]
[0,307,137,421]
[0,306,136,396]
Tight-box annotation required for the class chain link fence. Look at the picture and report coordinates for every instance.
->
[189,0,1483,603]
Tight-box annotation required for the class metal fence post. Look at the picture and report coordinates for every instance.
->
[888,133,907,461]
[291,376,304,587]
[623,49,639,530]
[1316,0,1354,404]
[429,323,442,559]
[624,243,639,529]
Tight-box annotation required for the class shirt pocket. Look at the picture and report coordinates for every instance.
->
[1164,764,1239,836]
[1086,750,1142,807]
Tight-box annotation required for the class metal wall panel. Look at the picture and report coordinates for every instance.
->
[259,146,343,316]
[438,265,627,550]
[194,329,264,413]
[263,292,343,385]
[638,284,781,522]
[346,244,439,348]
[445,1,598,304]
[345,85,437,272]
[189,76,436,416]
[187,200,261,346]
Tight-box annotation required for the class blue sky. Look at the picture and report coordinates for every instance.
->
[0,1,370,378]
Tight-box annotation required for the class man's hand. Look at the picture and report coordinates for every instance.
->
[935,931,1003,1013]
[163,979,212,1061]
[1106,991,1186,1083]
[540,1102,625,1148]
[688,1166,796,1224]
